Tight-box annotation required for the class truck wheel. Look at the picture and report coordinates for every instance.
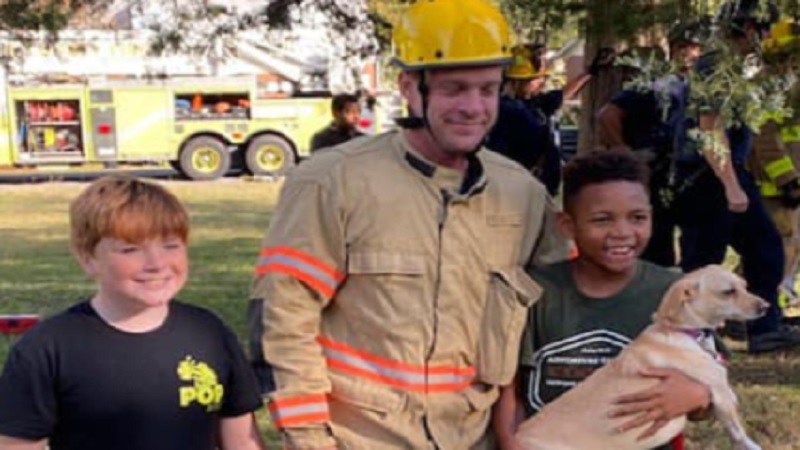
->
[179,137,231,180]
[245,135,296,176]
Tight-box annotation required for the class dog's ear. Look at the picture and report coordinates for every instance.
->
[654,277,699,326]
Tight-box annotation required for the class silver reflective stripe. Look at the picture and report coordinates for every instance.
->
[324,347,472,386]
[259,254,338,289]
[271,403,328,421]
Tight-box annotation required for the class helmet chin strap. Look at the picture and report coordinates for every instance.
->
[396,71,488,157]
[395,72,430,130]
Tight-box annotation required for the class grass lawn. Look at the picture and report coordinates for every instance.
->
[1,179,799,449]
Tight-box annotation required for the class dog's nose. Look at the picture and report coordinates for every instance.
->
[757,302,770,315]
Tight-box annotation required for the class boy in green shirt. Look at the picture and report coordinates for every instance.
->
[493,151,712,450]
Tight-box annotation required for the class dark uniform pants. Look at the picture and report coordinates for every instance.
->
[675,164,784,336]
[641,158,677,267]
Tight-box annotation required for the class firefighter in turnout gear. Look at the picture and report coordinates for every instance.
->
[673,0,800,353]
[487,46,558,194]
[251,0,567,448]
[750,19,800,304]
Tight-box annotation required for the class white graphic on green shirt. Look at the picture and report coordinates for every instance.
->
[177,356,224,412]
[527,330,630,413]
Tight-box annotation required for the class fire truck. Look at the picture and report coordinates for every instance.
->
[0,31,390,180]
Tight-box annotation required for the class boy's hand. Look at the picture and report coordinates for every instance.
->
[608,368,711,440]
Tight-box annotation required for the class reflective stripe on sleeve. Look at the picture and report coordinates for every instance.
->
[765,156,796,180]
[782,125,800,143]
[255,246,345,299]
[268,394,330,428]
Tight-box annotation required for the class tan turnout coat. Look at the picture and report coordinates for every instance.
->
[253,131,565,449]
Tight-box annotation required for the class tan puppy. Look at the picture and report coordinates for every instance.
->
[515,265,769,450]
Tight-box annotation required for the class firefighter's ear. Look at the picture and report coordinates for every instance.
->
[397,71,418,98]
[556,211,576,240]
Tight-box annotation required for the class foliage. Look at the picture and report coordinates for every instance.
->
[0,0,78,32]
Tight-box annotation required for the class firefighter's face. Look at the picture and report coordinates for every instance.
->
[560,181,652,275]
[401,66,503,153]
[335,102,361,129]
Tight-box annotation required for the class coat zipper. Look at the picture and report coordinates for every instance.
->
[426,190,450,374]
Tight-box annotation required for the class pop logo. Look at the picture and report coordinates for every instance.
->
[177,356,224,411]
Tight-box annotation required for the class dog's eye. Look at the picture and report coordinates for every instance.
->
[721,288,737,297]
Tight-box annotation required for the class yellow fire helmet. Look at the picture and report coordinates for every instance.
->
[763,19,800,55]
[505,46,539,79]
[391,0,513,70]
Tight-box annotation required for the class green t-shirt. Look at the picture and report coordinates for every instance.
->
[518,260,680,450]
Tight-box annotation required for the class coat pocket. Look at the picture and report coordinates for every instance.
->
[477,266,542,385]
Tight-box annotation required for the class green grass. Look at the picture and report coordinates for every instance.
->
[1,180,800,449]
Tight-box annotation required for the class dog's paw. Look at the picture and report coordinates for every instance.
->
[734,437,762,450]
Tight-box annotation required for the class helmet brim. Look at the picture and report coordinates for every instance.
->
[391,56,514,71]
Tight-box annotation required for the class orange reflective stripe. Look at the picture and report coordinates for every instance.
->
[268,394,330,428]
[318,336,475,393]
[255,246,345,298]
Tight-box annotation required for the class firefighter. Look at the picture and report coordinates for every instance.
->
[596,18,709,268]
[672,0,800,353]
[486,46,558,194]
[524,44,615,166]
[750,19,800,305]
[251,0,566,448]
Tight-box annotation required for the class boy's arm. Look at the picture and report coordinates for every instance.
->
[217,414,267,450]
[492,377,527,450]
[0,436,47,450]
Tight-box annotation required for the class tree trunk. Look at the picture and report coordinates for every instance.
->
[578,0,623,154]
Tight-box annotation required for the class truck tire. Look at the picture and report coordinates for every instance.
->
[245,135,296,176]
[179,137,231,180]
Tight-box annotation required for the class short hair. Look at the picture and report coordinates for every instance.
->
[331,93,360,114]
[562,150,650,212]
[70,175,189,257]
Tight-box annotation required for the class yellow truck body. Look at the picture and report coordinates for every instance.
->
[0,76,338,179]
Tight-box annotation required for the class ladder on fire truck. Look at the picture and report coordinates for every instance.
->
[0,29,324,86]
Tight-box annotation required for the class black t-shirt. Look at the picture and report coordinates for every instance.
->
[0,301,262,450]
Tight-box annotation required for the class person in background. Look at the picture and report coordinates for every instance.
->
[672,0,800,353]
[525,44,616,158]
[310,93,363,151]
[596,17,710,267]
[748,19,800,307]
[487,45,558,194]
